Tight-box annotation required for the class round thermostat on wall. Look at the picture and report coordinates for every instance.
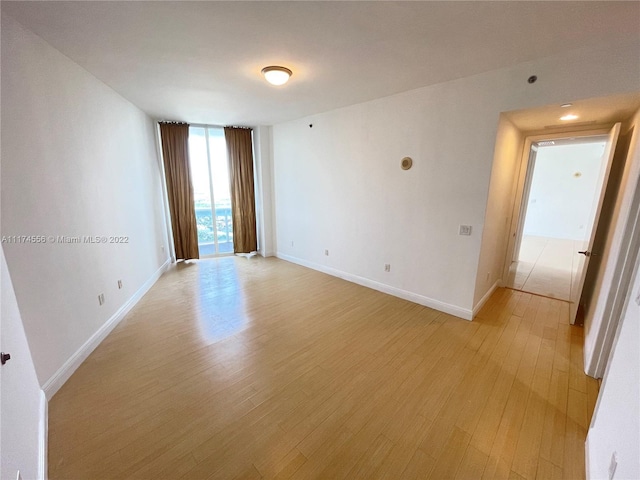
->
[401,157,413,170]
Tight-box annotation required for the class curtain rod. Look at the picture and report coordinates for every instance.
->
[191,124,253,130]
[162,121,253,130]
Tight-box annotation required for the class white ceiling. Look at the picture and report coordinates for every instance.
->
[504,92,640,133]
[3,1,640,126]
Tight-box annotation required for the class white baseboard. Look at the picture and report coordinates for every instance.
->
[39,389,48,480]
[42,258,171,399]
[276,253,472,320]
[472,279,501,318]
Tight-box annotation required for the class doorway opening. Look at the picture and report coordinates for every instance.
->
[507,137,607,300]
[504,124,620,323]
[188,126,234,257]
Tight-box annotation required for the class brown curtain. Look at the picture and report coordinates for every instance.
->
[159,123,199,260]
[224,127,257,254]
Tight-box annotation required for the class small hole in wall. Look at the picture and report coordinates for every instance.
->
[401,157,413,170]
[309,124,313,128]
[527,75,538,84]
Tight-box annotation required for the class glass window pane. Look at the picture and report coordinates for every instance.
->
[188,127,216,255]
[208,128,234,254]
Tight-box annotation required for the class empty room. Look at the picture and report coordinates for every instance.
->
[2,2,639,480]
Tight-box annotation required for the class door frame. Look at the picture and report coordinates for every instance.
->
[510,143,538,267]
[502,127,613,318]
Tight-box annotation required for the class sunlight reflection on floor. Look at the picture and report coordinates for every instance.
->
[195,258,247,343]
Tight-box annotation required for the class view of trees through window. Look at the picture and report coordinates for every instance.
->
[188,127,233,255]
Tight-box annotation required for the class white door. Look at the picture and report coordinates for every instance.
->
[569,123,621,323]
[0,248,43,480]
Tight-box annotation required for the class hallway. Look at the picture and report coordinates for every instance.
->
[506,235,581,301]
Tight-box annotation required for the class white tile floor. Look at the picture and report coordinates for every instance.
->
[505,235,586,301]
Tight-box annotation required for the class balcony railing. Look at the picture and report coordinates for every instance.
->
[195,206,233,255]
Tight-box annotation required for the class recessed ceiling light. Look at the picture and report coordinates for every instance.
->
[560,103,573,108]
[560,114,579,121]
[261,66,292,86]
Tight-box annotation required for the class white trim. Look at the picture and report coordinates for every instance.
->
[472,279,501,318]
[42,258,171,399]
[585,437,591,480]
[276,253,472,320]
[38,389,47,480]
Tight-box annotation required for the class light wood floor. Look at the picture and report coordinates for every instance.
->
[49,257,599,479]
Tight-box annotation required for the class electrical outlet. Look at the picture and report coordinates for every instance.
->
[609,452,617,479]
[324,249,329,256]
[384,264,391,272]
[117,280,123,289]
[98,294,105,306]
[459,225,472,236]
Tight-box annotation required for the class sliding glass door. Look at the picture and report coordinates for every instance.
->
[188,126,233,256]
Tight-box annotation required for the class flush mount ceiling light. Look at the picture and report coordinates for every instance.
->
[560,113,579,121]
[560,103,573,108]
[261,66,292,86]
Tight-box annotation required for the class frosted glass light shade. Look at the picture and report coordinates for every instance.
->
[261,66,292,86]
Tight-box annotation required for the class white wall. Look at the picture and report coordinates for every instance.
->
[586,261,640,480]
[523,142,607,241]
[272,39,640,317]
[0,248,44,480]
[473,115,523,308]
[1,15,170,389]
[253,126,276,257]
